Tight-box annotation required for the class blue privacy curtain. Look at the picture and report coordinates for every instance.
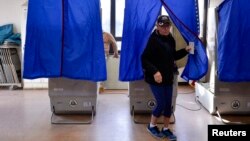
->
[119,0,162,81]
[162,0,208,80]
[119,0,208,81]
[23,0,106,81]
[217,0,250,81]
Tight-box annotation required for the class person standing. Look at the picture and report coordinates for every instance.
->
[141,15,191,140]
[99,32,119,93]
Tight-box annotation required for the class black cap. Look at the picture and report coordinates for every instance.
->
[157,15,171,26]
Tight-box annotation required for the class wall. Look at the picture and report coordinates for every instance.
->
[104,57,128,89]
[0,0,26,33]
[210,0,224,7]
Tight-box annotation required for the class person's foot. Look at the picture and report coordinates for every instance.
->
[161,128,177,141]
[99,87,104,93]
[147,124,164,139]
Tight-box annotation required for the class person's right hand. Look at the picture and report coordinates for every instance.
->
[185,46,192,52]
[153,71,162,83]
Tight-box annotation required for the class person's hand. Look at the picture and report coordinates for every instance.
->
[185,46,192,52]
[153,71,162,83]
[186,42,195,54]
[113,53,119,58]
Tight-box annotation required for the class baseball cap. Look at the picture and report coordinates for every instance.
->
[157,15,171,27]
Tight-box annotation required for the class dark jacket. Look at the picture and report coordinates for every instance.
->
[141,30,188,86]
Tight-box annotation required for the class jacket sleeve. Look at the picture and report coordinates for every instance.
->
[141,38,158,75]
[174,48,188,60]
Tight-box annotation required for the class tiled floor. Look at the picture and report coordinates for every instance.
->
[0,85,249,141]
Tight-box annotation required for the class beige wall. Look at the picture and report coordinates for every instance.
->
[104,57,128,89]
[0,0,26,32]
[210,0,224,7]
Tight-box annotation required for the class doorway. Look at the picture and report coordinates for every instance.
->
[100,0,128,92]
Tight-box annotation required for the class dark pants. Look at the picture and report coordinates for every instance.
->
[149,84,173,117]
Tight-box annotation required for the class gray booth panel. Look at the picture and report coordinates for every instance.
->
[195,81,250,114]
[49,78,97,114]
[129,75,178,114]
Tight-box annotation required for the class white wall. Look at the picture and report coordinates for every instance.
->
[0,0,26,33]
[104,57,128,89]
[210,0,224,7]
